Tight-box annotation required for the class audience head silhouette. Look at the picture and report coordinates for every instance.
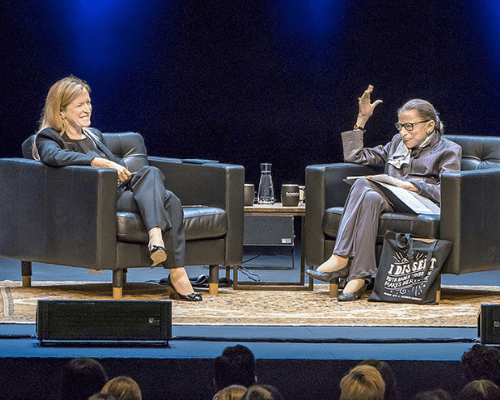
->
[461,345,500,387]
[458,380,500,400]
[89,394,116,400]
[413,389,453,400]
[340,365,385,400]
[101,376,142,400]
[212,384,247,400]
[358,359,399,400]
[58,358,108,400]
[240,385,284,400]
[214,345,257,392]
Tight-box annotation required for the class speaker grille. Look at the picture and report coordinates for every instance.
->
[37,300,172,343]
[479,304,500,344]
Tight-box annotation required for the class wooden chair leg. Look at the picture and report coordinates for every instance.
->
[112,269,124,300]
[21,261,32,287]
[435,274,442,304]
[113,287,123,300]
[329,279,339,297]
[209,264,219,295]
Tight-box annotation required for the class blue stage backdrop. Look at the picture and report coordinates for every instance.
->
[1,0,500,188]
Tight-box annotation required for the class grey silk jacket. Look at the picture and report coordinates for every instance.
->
[341,130,462,205]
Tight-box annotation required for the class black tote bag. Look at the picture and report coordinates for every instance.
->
[369,230,452,304]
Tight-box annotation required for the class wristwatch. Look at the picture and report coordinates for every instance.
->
[353,124,365,132]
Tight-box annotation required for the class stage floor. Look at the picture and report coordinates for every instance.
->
[0,323,479,361]
[0,245,495,360]
[0,324,477,400]
[0,249,495,400]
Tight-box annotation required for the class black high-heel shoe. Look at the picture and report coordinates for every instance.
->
[149,245,167,268]
[306,265,350,282]
[338,282,366,302]
[165,275,203,301]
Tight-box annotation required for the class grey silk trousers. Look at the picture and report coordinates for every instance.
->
[117,165,186,269]
[333,178,393,282]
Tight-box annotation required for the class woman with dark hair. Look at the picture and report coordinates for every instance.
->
[214,345,257,392]
[58,358,108,400]
[34,76,201,301]
[307,85,462,301]
[413,389,453,400]
[240,385,284,400]
[461,344,500,387]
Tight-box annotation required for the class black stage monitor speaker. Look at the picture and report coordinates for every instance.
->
[37,300,172,346]
[244,215,294,246]
[478,304,500,344]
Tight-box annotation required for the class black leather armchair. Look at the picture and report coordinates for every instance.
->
[0,132,244,299]
[305,135,500,296]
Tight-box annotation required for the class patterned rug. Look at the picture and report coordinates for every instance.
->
[2,280,500,327]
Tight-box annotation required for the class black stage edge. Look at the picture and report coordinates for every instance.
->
[0,324,485,400]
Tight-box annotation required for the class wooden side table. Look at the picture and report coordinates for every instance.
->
[232,203,313,291]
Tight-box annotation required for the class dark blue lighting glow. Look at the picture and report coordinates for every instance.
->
[268,0,346,72]
[273,0,345,39]
[478,1,500,63]
[76,0,121,13]
[50,0,161,83]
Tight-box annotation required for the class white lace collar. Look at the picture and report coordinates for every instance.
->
[387,133,434,169]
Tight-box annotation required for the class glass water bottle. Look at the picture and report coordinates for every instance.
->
[257,163,275,204]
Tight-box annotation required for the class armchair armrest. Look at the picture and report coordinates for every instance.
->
[305,163,377,267]
[0,159,118,269]
[440,168,500,274]
[149,157,245,265]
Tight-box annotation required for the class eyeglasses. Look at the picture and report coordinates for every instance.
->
[395,120,430,132]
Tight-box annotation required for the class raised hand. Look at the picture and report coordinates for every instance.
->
[357,85,383,128]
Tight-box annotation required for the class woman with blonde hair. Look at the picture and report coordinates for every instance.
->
[340,365,385,400]
[101,376,142,400]
[33,75,201,301]
[358,359,399,400]
[212,385,247,400]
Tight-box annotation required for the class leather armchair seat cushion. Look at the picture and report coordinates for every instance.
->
[182,206,228,241]
[323,206,440,242]
[117,206,228,243]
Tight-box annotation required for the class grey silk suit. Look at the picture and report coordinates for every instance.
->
[334,130,462,282]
